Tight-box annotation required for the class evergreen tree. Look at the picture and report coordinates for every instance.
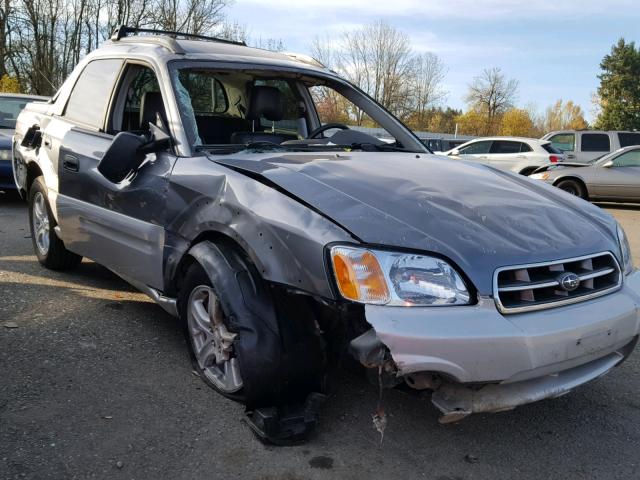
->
[595,38,640,130]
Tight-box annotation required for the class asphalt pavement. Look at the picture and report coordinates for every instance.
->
[1,190,640,480]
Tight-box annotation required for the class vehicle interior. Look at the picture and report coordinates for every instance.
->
[104,63,423,154]
[172,68,403,150]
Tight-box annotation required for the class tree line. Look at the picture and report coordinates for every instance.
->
[311,21,638,136]
[0,0,266,95]
[0,6,637,135]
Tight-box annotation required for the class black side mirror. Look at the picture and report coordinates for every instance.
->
[21,125,42,149]
[98,123,171,183]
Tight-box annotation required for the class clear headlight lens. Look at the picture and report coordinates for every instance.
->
[330,246,471,306]
[617,223,634,275]
[529,172,549,180]
[0,149,11,161]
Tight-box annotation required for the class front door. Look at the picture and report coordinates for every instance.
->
[56,59,176,289]
[455,140,493,165]
[593,149,640,200]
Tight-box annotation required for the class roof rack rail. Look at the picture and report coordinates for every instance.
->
[110,25,247,46]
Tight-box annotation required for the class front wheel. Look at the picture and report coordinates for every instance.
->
[556,179,586,199]
[28,177,82,270]
[183,265,245,399]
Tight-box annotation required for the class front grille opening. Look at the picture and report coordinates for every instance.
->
[495,252,621,313]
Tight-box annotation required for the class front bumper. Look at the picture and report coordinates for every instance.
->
[355,270,640,419]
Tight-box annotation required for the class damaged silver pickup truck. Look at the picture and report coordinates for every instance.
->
[13,26,640,442]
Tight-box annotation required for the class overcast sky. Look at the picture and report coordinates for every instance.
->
[228,0,639,121]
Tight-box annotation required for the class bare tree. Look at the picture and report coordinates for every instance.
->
[310,23,447,126]
[151,0,228,34]
[404,52,447,124]
[338,20,414,121]
[465,67,518,135]
[0,0,12,77]
[1,0,240,94]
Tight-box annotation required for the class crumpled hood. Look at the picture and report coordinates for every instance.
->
[209,151,619,295]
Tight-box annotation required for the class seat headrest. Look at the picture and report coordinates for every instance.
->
[247,86,283,122]
[140,91,167,129]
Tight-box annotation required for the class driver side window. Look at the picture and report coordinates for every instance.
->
[308,85,391,139]
[109,64,166,134]
[460,141,492,154]
[613,150,640,167]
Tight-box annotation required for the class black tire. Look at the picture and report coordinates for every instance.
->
[28,177,82,270]
[179,261,247,403]
[556,179,586,199]
[178,241,325,409]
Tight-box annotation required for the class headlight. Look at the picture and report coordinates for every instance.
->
[617,223,634,275]
[529,172,549,180]
[0,149,10,161]
[329,246,471,306]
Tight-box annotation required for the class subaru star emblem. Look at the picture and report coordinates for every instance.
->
[558,272,580,292]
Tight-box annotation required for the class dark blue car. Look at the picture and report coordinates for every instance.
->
[0,93,48,190]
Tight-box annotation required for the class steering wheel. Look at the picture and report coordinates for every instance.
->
[307,123,350,139]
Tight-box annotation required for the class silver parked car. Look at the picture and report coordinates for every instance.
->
[12,26,640,442]
[543,130,640,163]
[0,93,48,190]
[529,146,640,201]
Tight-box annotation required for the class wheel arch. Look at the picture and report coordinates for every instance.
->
[518,166,539,176]
[553,175,589,199]
[171,231,258,301]
[26,161,44,194]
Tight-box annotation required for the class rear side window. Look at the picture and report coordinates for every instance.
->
[581,133,610,152]
[542,143,562,154]
[548,133,575,152]
[519,143,532,152]
[64,59,123,130]
[618,132,640,148]
[460,140,492,154]
[490,141,521,154]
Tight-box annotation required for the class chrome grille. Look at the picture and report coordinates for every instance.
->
[494,252,622,314]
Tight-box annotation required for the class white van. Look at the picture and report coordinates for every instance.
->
[542,130,640,163]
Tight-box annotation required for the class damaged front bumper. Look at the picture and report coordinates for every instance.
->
[350,270,640,422]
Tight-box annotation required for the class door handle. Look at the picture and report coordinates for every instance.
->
[63,154,79,172]
[566,153,576,159]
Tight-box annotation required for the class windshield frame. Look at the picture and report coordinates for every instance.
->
[167,59,428,156]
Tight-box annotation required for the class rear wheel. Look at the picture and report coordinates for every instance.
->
[556,179,586,199]
[28,177,82,270]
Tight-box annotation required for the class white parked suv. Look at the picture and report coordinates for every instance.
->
[542,130,640,163]
[444,137,564,175]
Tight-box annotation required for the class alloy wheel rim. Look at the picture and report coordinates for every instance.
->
[187,285,243,393]
[32,192,50,255]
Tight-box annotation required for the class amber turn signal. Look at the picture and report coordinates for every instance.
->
[330,247,390,304]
